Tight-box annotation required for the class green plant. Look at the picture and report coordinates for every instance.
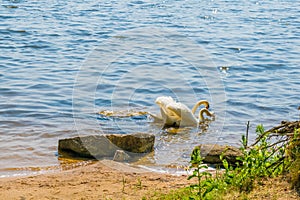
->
[186,124,297,199]
[136,178,142,189]
[122,176,126,193]
[219,124,295,193]
[188,147,217,199]
[223,125,289,192]
[286,129,300,193]
[149,188,193,200]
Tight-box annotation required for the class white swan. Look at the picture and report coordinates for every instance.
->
[166,102,214,126]
[150,96,181,125]
[151,96,214,127]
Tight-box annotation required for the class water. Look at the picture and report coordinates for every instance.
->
[0,0,299,177]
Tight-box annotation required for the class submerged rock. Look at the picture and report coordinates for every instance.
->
[58,133,155,159]
[196,144,243,167]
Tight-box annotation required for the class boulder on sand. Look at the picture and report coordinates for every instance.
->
[113,150,131,162]
[58,133,155,159]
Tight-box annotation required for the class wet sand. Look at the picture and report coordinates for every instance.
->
[0,160,191,200]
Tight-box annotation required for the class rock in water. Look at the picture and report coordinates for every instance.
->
[106,133,155,153]
[58,135,118,158]
[196,144,243,167]
[58,133,155,159]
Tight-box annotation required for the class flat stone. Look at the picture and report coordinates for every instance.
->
[58,133,155,159]
[106,133,155,153]
[196,144,243,167]
[58,135,118,158]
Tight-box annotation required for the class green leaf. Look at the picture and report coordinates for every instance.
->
[256,124,265,135]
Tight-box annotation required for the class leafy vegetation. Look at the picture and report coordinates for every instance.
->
[287,128,300,194]
[151,123,300,199]
[188,147,214,199]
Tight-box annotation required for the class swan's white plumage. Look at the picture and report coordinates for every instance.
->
[166,102,198,126]
[153,96,181,125]
[151,96,214,127]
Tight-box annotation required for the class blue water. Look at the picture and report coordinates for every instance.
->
[0,0,299,176]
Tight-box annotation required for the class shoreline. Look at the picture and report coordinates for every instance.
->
[1,159,299,200]
[0,159,192,199]
[0,158,191,180]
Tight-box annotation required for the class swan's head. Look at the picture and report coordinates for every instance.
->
[205,104,209,109]
[200,100,210,109]
[199,108,215,121]
[155,96,175,107]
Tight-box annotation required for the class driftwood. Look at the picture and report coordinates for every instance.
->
[266,121,300,135]
[252,121,300,147]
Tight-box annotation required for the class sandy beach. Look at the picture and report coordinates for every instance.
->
[0,160,191,200]
[1,159,299,200]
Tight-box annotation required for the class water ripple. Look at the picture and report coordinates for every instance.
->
[0,0,299,176]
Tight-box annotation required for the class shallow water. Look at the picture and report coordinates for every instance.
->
[0,0,299,176]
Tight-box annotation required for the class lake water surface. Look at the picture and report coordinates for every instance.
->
[0,0,299,177]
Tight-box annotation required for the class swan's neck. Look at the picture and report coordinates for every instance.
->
[191,100,209,114]
[198,108,213,122]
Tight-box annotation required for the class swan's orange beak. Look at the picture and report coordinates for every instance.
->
[206,104,210,109]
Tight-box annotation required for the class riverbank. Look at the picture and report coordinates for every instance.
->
[0,159,298,200]
[0,160,191,200]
